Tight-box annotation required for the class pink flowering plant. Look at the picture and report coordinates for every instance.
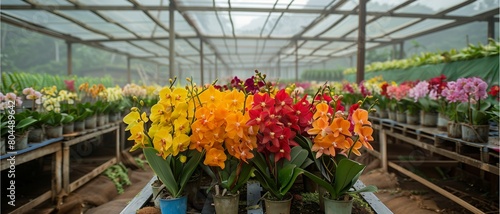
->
[386,83,412,113]
[408,80,438,113]
[442,77,490,125]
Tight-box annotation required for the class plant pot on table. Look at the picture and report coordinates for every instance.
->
[264,193,292,214]
[213,192,240,214]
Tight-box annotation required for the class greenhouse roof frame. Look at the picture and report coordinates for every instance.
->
[1,0,498,83]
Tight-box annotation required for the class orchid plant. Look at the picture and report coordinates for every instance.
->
[443,77,490,125]
[298,87,377,201]
[245,71,314,201]
[190,85,257,196]
[123,77,203,199]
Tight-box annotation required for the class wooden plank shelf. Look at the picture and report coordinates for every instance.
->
[62,123,121,193]
[1,137,63,214]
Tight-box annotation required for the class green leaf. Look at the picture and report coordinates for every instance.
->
[178,150,203,196]
[143,148,178,197]
[16,117,37,130]
[278,164,295,192]
[349,185,377,194]
[333,159,365,199]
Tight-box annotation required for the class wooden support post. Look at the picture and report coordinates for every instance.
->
[63,146,70,193]
[116,127,120,162]
[487,16,494,41]
[380,129,387,172]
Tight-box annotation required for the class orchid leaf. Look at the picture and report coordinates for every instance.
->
[143,147,178,197]
[333,159,365,199]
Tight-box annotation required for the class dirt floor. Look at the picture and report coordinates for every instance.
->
[23,151,497,214]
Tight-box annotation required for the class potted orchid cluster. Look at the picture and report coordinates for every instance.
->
[190,84,257,214]
[442,77,491,143]
[123,77,204,214]
[296,85,378,214]
[244,71,315,214]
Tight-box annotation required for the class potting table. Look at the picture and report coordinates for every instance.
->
[62,122,121,193]
[370,116,499,214]
[0,137,63,214]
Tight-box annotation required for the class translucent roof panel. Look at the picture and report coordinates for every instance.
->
[1,0,497,71]
[447,0,499,17]
[31,0,73,6]
[347,17,420,39]
[303,14,343,37]
[187,11,230,36]
[395,0,467,14]
[269,14,317,37]
[367,0,407,12]
[2,10,108,40]
[391,19,454,38]
[289,0,335,9]
[130,41,169,56]
[74,0,133,6]
[157,11,197,37]
[98,11,157,38]
[2,0,28,5]
[100,41,154,57]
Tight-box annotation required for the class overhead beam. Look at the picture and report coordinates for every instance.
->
[82,35,393,44]
[2,4,497,21]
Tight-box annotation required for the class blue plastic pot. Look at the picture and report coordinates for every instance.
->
[159,195,187,214]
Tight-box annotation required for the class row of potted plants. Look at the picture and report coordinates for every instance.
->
[355,75,498,143]
[343,39,499,74]
[0,76,144,154]
[123,71,377,214]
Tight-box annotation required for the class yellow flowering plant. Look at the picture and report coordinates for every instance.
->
[190,85,258,196]
[123,78,203,199]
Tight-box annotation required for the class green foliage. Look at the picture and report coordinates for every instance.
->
[102,163,132,194]
[1,72,115,93]
[203,157,255,195]
[344,39,500,75]
[301,69,344,81]
[143,147,204,198]
[302,159,377,200]
[251,146,313,200]
[13,112,37,134]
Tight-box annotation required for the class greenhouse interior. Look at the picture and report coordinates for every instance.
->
[0,0,499,213]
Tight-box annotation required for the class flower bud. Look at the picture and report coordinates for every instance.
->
[140,100,144,106]
[186,77,192,82]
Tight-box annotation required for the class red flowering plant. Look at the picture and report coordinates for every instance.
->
[246,71,315,201]
[486,85,499,126]
[189,83,258,197]
[299,85,377,202]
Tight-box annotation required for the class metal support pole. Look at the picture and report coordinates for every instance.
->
[295,40,299,83]
[156,64,159,84]
[356,0,366,84]
[200,39,204,85]
[487,16,494,41]
[169,0,175,79]
[67,42,72,76]
[399,41,404,59]
[127,57,131,83]
[392,44,397,60]
[277,54,281,78]
[215,56,218,80]
[178,64,182,81]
